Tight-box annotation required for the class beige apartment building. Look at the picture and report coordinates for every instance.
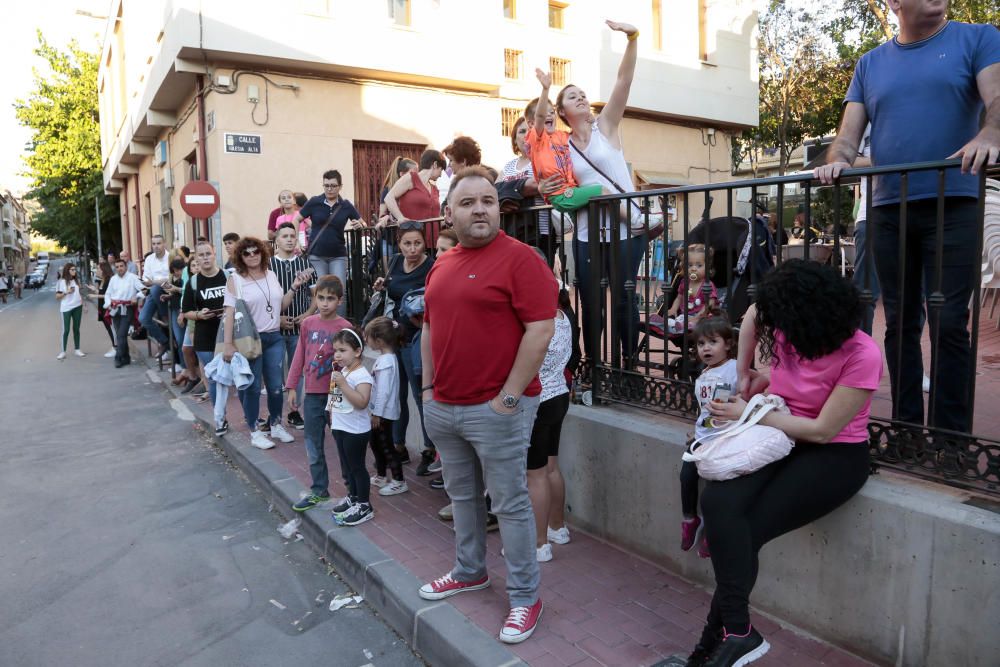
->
[1,191,31,277]
[99,0,758,258]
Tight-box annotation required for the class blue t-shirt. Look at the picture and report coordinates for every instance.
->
[845,22,1000,206]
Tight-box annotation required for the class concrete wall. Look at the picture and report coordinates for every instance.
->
[557,403,1000,667]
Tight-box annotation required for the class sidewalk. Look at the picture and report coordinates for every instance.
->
[153,359,878,667]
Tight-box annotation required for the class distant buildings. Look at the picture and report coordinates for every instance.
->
[1,191,31,276]
[99,0,759,257]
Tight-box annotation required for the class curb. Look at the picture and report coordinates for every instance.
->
[146,358,526,667]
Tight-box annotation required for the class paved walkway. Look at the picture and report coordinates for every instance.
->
[175,377,877,666]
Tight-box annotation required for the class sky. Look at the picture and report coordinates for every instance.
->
[1,0,110,196]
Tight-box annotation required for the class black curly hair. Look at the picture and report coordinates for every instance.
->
[754,259,862,365]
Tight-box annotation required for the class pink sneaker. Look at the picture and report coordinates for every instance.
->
[499,599,543,644]
[418,573,490,600]
[681,516,701,551]
[698,534,711,559]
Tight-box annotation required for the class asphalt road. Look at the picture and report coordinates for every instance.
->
[0,262,423,667]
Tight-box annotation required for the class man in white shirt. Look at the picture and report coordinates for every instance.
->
[138,234,171,357]
[104,258,145,368]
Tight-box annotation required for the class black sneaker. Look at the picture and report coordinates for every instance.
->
[331,496,355,520]
[395,445,411,464]
[339,502,374,526]
[287,411,305,430]
[429,477,444,490]
[683,628,724,667]
[486,513,500,532]
[704,627,769,667]
[293,493,330,512]
[215,420,229,437]
[256,418,271,433]
[415,449,436,476]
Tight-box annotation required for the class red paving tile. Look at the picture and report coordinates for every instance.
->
[176,382,881,666]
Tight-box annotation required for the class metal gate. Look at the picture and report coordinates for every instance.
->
[352,140,426,223]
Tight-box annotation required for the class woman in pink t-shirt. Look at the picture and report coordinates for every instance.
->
[680,259,883,666]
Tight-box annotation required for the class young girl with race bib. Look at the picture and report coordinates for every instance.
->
[680,312,737,558]
[365,316,407,496]
[328,327,376,526]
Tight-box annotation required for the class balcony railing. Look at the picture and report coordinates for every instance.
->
[345,159,1000,497]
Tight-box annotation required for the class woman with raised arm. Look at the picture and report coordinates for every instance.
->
[555,20,657,361]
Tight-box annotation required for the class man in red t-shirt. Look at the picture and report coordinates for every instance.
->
[417,167,557,645]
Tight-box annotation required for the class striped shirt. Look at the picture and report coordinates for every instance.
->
[270,254,315,336]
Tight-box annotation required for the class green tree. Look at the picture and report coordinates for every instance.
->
[732,1,847,176]
[15,33,120,257]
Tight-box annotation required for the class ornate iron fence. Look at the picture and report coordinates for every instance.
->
[344,160,1000,497]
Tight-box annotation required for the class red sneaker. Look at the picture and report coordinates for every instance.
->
[681,516,701,551]
[698,534,711,559]
[418,572,490,600]
[499,599,543,644]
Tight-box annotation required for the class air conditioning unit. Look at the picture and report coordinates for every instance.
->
[155,140,168,166]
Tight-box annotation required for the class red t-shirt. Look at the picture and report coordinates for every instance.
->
[768,329,884,443]
[425,231,558,404]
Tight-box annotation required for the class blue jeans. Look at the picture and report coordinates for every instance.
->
[308,255,347,316]
[139,284,168,345]
[302,393,330,496]
[852,221,881,336]
[195,350,218,404]
[237,331,285,430]
[574,234,647,361]
[169,305,186,368]
[397,341,434,451]
[282,334,304,410]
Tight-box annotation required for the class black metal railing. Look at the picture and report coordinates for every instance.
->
[344,160,1000,496]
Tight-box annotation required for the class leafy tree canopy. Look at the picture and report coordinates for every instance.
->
[15,33,120,256]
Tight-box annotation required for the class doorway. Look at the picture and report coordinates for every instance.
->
[352,140,426,222]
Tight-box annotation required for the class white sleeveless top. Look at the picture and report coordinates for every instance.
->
[568,120,641,242]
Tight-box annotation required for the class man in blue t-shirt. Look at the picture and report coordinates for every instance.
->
[816,5,999,433]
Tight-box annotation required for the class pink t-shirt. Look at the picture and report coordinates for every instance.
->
[768,329,883,443]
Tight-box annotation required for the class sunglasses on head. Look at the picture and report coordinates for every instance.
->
[399,221,423,231]
[241,247,260,257]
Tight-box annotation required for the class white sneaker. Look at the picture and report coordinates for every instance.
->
[922,374,931,393]
[174,364,184,373]
[269,423,295,443]
[370,475,388,488]
[159,350,172,361]
[104,348,116,358]
[536,543,553,562]
[250,430,275,449]
[56,351,66,360]
[73,349,86,357]
[547,526,571,545]
[379,480,409,496]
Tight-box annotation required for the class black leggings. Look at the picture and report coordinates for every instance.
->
[680,459,700,518]
[699,442,870,634]
[333,429,372,504]
[370,418,403,481]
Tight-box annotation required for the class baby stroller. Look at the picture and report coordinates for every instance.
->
[634,199,774,381]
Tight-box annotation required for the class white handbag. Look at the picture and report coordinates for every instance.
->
[682,394,795,481]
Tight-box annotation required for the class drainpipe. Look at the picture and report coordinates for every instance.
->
[133,176,143,253]
[196,74,210,239]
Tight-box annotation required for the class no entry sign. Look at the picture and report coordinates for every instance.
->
[180,180,220,219]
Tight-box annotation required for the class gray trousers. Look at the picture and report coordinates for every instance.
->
[424,395,540,608]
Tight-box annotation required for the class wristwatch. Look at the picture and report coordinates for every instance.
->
[500,390,520,409]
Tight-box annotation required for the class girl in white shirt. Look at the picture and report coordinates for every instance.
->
[364,317,407,496]
[327,328,375,527]
[55,263,86,360]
